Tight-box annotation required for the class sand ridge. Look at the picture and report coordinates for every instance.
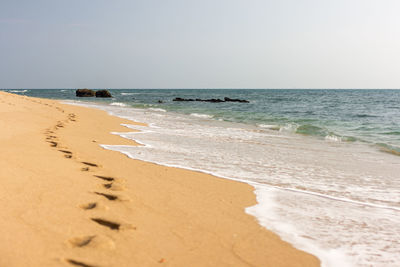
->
[0,91,319,266]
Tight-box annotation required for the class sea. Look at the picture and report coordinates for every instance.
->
[4,89,400,266]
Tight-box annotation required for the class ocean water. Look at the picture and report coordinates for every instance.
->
[5,89,400,266]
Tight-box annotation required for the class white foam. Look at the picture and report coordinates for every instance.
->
[279,123,298,133]
[246,185,352,267]
[110,102,127,107]
[325,135,342,142]
[148,108,166,112]
[258,124,280,130]
[121,92,139,95]
[190,113,213,119]
[10,89,28,93]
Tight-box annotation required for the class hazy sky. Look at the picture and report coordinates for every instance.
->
[1,0,400,89]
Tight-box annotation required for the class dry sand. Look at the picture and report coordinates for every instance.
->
[0,91,320,267]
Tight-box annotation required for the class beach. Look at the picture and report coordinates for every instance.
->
[0,91,319,266]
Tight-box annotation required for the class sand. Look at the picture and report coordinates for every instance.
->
[0,91,320,267]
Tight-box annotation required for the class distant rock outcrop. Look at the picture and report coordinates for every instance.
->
[95,90,112,98]
[173,97,249,103]
[76,89,95,97]
[75,89,112,97]
[224,97,249,103]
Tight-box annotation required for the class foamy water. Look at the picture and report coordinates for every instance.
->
[110,102,127,107]
[190,113,214,119]
[65,100,400,266]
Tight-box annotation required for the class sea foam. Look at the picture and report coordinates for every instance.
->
[190,113,213,119]
[110,102,127,107]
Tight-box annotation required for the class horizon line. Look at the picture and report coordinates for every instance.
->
[2,88,400,90]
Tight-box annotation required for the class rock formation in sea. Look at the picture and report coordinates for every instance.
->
[95,90,112,98]
[76,89,112,98]
[173,97,249,103]
[76,89,95,97]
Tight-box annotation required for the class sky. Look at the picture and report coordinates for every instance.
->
[1,0,400,89]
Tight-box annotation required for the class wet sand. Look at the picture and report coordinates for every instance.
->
[0,91,319,266]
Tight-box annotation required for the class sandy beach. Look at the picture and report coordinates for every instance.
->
[0,91,319,266]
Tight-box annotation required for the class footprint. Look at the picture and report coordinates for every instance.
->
[59,150,72,154]
[59,150,73,158]
[48,141,58,147]
[67,235,115,250]
[94,192,118,201]
[82,162,99,167]
[67,236,95,247]
[103,184,112,189]
[79,202,97,210]
[65,259,96,267]
[91,218,120,230]
[94,175,114,182]
[81,167,90,172]
[103,183,125,191]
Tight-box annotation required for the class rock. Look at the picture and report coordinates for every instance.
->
[95,90,112,98]
[76,89,95,97]
[204,98,224,103]
[158,100,164,103]
[173,97,195,101]
[172,97,249,103]
[224,97,249,103]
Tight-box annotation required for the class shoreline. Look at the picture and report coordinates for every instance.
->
[0,91,319,266]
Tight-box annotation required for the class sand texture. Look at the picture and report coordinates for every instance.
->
[0,91,319,267]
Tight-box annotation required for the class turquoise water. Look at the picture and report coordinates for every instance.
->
[7,89,400,155]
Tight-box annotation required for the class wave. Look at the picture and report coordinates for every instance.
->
[148,108,166,112]
[258,124,280,130]
[121,92,139,96]
[190,113,214,119]
[325,135,342,142]
[381,131,400,136]
[376,143,400,156]
[355,114,379,118]
[110,102,127,107]
[296,124,328,136]
[277,123,360,144]
[279,123,299,133]
[9,90,28,93]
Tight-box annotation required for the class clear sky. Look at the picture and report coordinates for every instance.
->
[1,0,400,89]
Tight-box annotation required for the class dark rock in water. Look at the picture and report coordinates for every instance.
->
[158,100,164,103]
[76,89,95,97]
[204,98,224,103]
[173,97,195,101]
[173,97,249,103]
[224,97,250,103]
[95,90,112,98]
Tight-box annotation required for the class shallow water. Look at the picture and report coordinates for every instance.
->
[12,89,400,155]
